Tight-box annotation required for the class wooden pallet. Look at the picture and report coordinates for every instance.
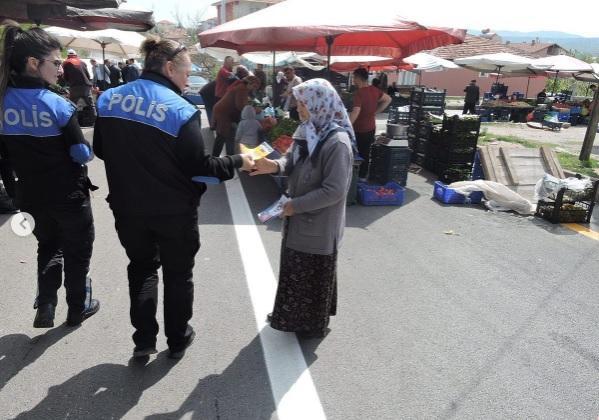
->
[478,145,565,202]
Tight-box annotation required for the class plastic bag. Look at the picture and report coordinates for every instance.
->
[449,180,535,215]
[534,173,592,201]
[258,195,290,223]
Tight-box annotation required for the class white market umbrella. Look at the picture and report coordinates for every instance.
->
[455,52,534,83]
[403,52,458,72]
[529,55,594,93]
[574,63,599,83]
[46,26,145,82]
[45,26,146,57]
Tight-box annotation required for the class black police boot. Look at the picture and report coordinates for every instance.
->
[66,299,100,327]
[168,328,196,360]
[33,303,55,328]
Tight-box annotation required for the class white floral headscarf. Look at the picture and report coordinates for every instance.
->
[291,78,356,157]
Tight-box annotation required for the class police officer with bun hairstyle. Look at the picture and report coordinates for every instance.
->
[0,22,100,328]
[94,36,254,359]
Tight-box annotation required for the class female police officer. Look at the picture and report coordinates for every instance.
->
[93,36,254,359]
[0,23,100,328]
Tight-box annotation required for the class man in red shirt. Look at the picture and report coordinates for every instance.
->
[215,56,235,102]
[349,68,391,180]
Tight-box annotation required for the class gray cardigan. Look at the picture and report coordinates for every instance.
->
[275,131,353,255]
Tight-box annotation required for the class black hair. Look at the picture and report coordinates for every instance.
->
[140,35,187,74]
[0,21,62,117]
[372,78,380,88]
[353,67,369,81]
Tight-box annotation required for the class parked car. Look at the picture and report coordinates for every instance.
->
[186,75,208,95]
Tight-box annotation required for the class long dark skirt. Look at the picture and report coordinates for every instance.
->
[269,246,337,337]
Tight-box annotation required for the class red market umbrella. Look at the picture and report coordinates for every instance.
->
[199,0,465,67]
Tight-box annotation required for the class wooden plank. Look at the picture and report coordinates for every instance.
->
[478,146,497,182]
[500,147,520,185]
[487,145,505,184]
[542,146,565,179]
[540,146,559,177]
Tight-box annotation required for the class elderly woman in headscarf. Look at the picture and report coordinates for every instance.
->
[251,78,355,338]
[212,75,260,156]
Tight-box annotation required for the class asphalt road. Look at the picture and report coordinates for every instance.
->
[1,127,599,419]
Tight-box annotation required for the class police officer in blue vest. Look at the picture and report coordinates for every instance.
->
[93,37,254,359]
[0,24,100,328]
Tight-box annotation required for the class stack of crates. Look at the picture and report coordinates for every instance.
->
[367,140,412,186]
[407,87,446,166]
[426,115,481,184]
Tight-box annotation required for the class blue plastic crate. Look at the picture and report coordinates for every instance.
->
[433,181,483,204]
[357,181,405,206]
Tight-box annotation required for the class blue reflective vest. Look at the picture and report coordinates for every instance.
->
[96,78,197,137]
[1,87,76,137]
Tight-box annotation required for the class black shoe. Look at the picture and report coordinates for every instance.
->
[168,329,196,359]
[66,298,100,326]
[133,346,158,358]
[33,303,55,328]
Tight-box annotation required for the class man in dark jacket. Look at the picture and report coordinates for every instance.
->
[105,59,122,88]
[62,49,93,107]
[94,38,254,359]
[463,80,480,115]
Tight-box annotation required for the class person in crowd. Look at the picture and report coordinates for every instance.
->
[0,23,100,328]
[106,59,122,88]
[90,58,110,91]
[250,78,354,338]
[200,79,217,125]
[253,63,267,99]
[215,55,234,102]
[124,58,140,82]
[212,75,260,156]
[387,82,398,96]
[536,88,547,104]
[118,61,129,84]
[372,78,382,91]
[62,49,93,107]
[281,66,302,120]
[93,37,254,359]
[272,70,287,109]
[349,67,391,180]
[235,104,264,148]
[463,79,480,115]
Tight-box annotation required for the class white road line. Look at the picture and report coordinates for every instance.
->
[225,174,327,420]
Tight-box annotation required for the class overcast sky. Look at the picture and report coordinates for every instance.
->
[124,0,599,38]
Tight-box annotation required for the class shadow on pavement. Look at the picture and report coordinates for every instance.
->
[13,353,179,419]
[145,335,279,420]
[146,332,322,420]
[0,326,77,392]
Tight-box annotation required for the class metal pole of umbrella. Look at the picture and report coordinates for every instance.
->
[272,51,276,85]
[525,76,531,98]
[325,35,334,81]
[495,65,503,84]
[553,70,559,95]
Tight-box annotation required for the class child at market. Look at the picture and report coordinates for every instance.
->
[235,104,265,148]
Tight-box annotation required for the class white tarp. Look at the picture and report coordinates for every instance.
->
[403,52,458,72]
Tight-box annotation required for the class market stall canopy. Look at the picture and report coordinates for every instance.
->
[529,55,594,73]
[403,52,458,72]
[198,0,466,59]
[0,2,154,32]
[45,26,146,57]
[574,63,599,82]
[454,53,534,74]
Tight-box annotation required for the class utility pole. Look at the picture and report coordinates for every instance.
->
[579,88,599,162]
